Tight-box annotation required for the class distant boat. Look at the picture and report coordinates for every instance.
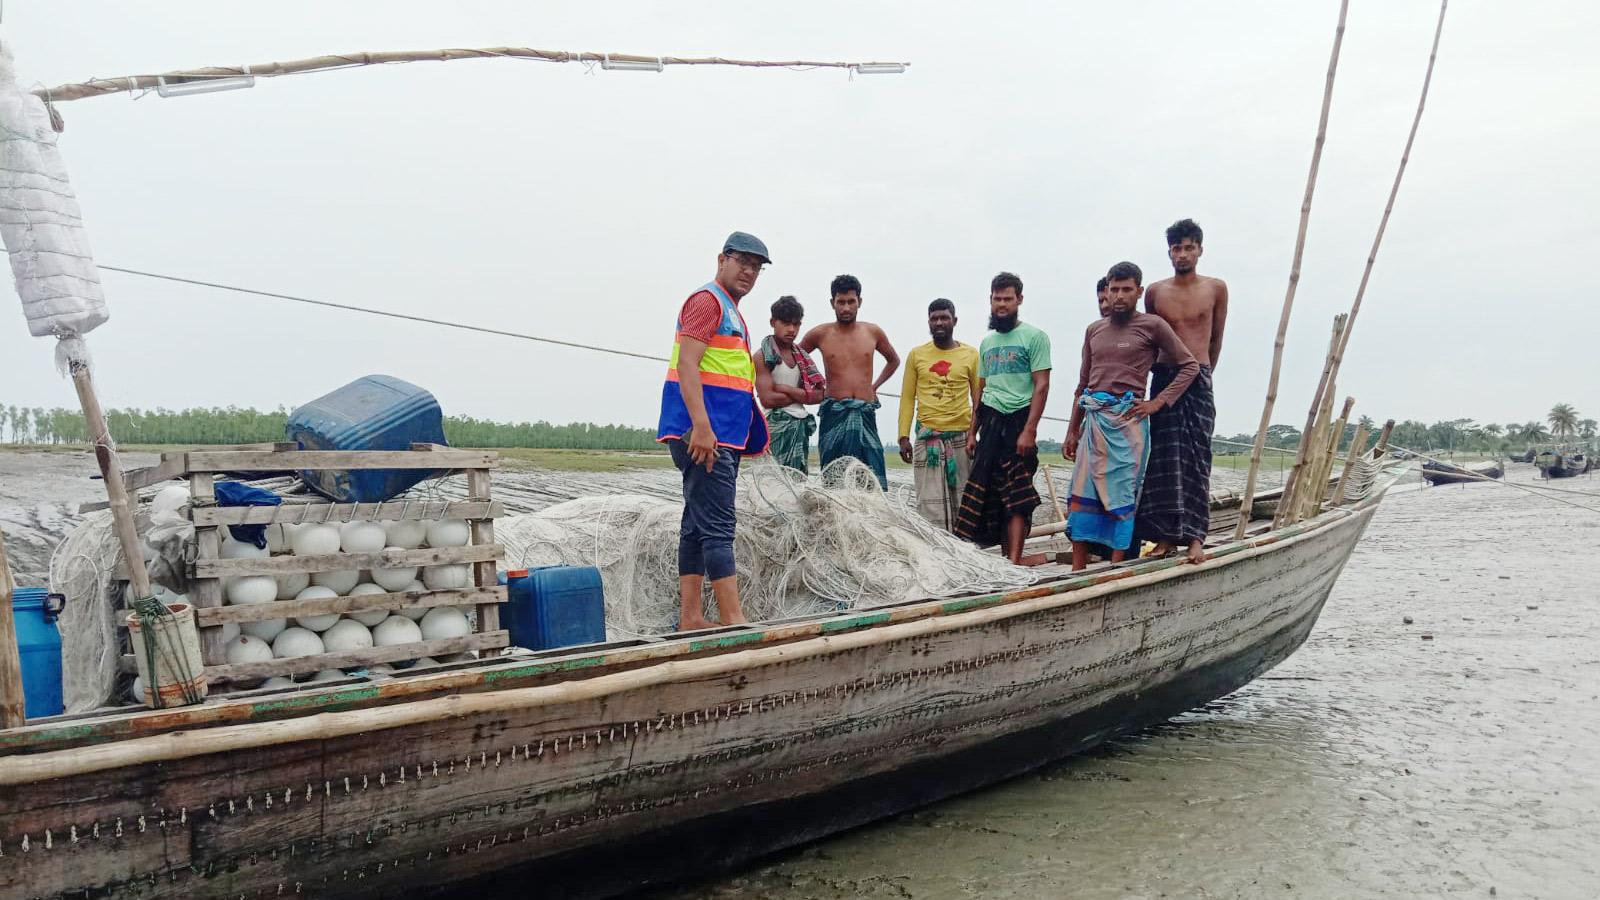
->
[1421,459,1503,486]
[1536,450,1588,479]
[1511,448,1537,464]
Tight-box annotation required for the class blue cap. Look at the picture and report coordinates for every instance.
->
[722,231,771,264]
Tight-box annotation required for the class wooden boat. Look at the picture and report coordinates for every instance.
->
[1421,459,1503,485]
[0,459,1408,899]
[1537,451,1588,479]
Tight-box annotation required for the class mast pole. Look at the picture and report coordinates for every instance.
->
[66,351,153,602]
[1284,0,1450,501]
[1233,0,1350,540]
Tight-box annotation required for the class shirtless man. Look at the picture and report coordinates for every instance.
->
[800,274,900,488]
[1134,218,1229,564]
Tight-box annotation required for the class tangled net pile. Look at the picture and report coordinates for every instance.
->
[48,506,190,712]
[497,457,1038,639]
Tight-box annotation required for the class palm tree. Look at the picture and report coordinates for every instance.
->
[1548,403,1579,439]
[1579,418,1598,439]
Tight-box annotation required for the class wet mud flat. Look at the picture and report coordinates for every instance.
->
[643,466,1600,899]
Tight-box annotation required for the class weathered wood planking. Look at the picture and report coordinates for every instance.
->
[204,631,510,681]
[189,499,503,527]
[192,543,501,579]
[0,506,1353,759]
[176,449,498,472]
[0,478,1394,899]
[194,586,506,626]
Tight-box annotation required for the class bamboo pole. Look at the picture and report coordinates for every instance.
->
[0,525,27,728]
[36,47,910,103]
[1302,397,1355,520]
[1332,422,1370,507]
[67,355,153,602]
[1043,464,1066,523]
[1375,419,1396,456]
[1282,314,1348,517]
[1276,315,1347,526]
[1285,0,1450,476]
[1232,0,1351,541]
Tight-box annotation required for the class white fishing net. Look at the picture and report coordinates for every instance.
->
[496,457,1038,639]
[48,506,189,712]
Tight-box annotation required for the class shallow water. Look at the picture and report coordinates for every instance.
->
[646,465,1600,899]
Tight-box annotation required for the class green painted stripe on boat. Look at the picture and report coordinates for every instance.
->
[690,632,764,652]
[253,686,382,713]
[0,723,97,748]
[822,612,889,632]
[940,595,1005,614]
[483,655,607,681]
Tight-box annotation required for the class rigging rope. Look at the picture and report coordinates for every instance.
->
[97,264,1089,424]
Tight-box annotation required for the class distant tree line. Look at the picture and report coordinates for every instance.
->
[0,403,660,451]
[1213,407,1597,457]
[5,401,1593,456]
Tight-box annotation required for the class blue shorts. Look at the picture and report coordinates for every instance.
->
[668,439,741,581]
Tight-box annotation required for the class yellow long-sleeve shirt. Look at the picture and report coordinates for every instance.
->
[898,341,981,436]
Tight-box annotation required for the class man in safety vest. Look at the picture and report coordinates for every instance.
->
[657,232,772,630]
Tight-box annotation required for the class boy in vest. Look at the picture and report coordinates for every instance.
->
[657,232,772,630]
[754,295,826,473]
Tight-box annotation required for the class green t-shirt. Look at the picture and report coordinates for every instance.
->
[979,322,1052,414]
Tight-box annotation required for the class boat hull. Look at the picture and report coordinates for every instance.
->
[0,501,1379,900]
[442,589,1332,899]
[1421,462,1502,485]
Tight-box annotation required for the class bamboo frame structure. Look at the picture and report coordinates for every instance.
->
[1276,315,1347,527]
[1232,0,1350,541]
[1298,396,1355,522]
[1286,0,1450,505]
[35,47,910,104]
[1332,421,1371,506]
[0,525,25,728]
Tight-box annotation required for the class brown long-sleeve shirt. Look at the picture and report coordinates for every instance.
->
[1073,313,1200,408]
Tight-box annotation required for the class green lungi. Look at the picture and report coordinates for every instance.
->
[766,409,817,474]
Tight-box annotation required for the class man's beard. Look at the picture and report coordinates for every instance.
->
[1173,262,1196,275]
[1109,308,1134,326]
[989,312,1018,333]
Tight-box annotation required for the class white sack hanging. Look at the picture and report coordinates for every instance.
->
[0,42,109,340]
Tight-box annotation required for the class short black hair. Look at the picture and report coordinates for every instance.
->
[830,274,862,299]
[1106,261,1143,286]
[1095,276,1109,295]
[928,298,955,316]
[1166,218,1204,247]
[990,271,1023,295]
[770,295,804,324]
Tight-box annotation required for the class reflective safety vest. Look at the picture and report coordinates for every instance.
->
[657,282,770,454]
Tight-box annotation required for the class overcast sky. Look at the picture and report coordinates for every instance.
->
[2,1,1596,439]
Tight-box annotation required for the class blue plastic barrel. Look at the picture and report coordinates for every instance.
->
[504,567,607,651]
[12,587,65,718]
[286,375,449,502]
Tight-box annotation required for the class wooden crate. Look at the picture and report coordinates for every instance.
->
[169,444,509,684]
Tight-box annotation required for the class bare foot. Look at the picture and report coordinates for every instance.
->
[1149,541,1174,559]
[679,615,716,632]
[1185,541,1206,565]
[722,612,749,626]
